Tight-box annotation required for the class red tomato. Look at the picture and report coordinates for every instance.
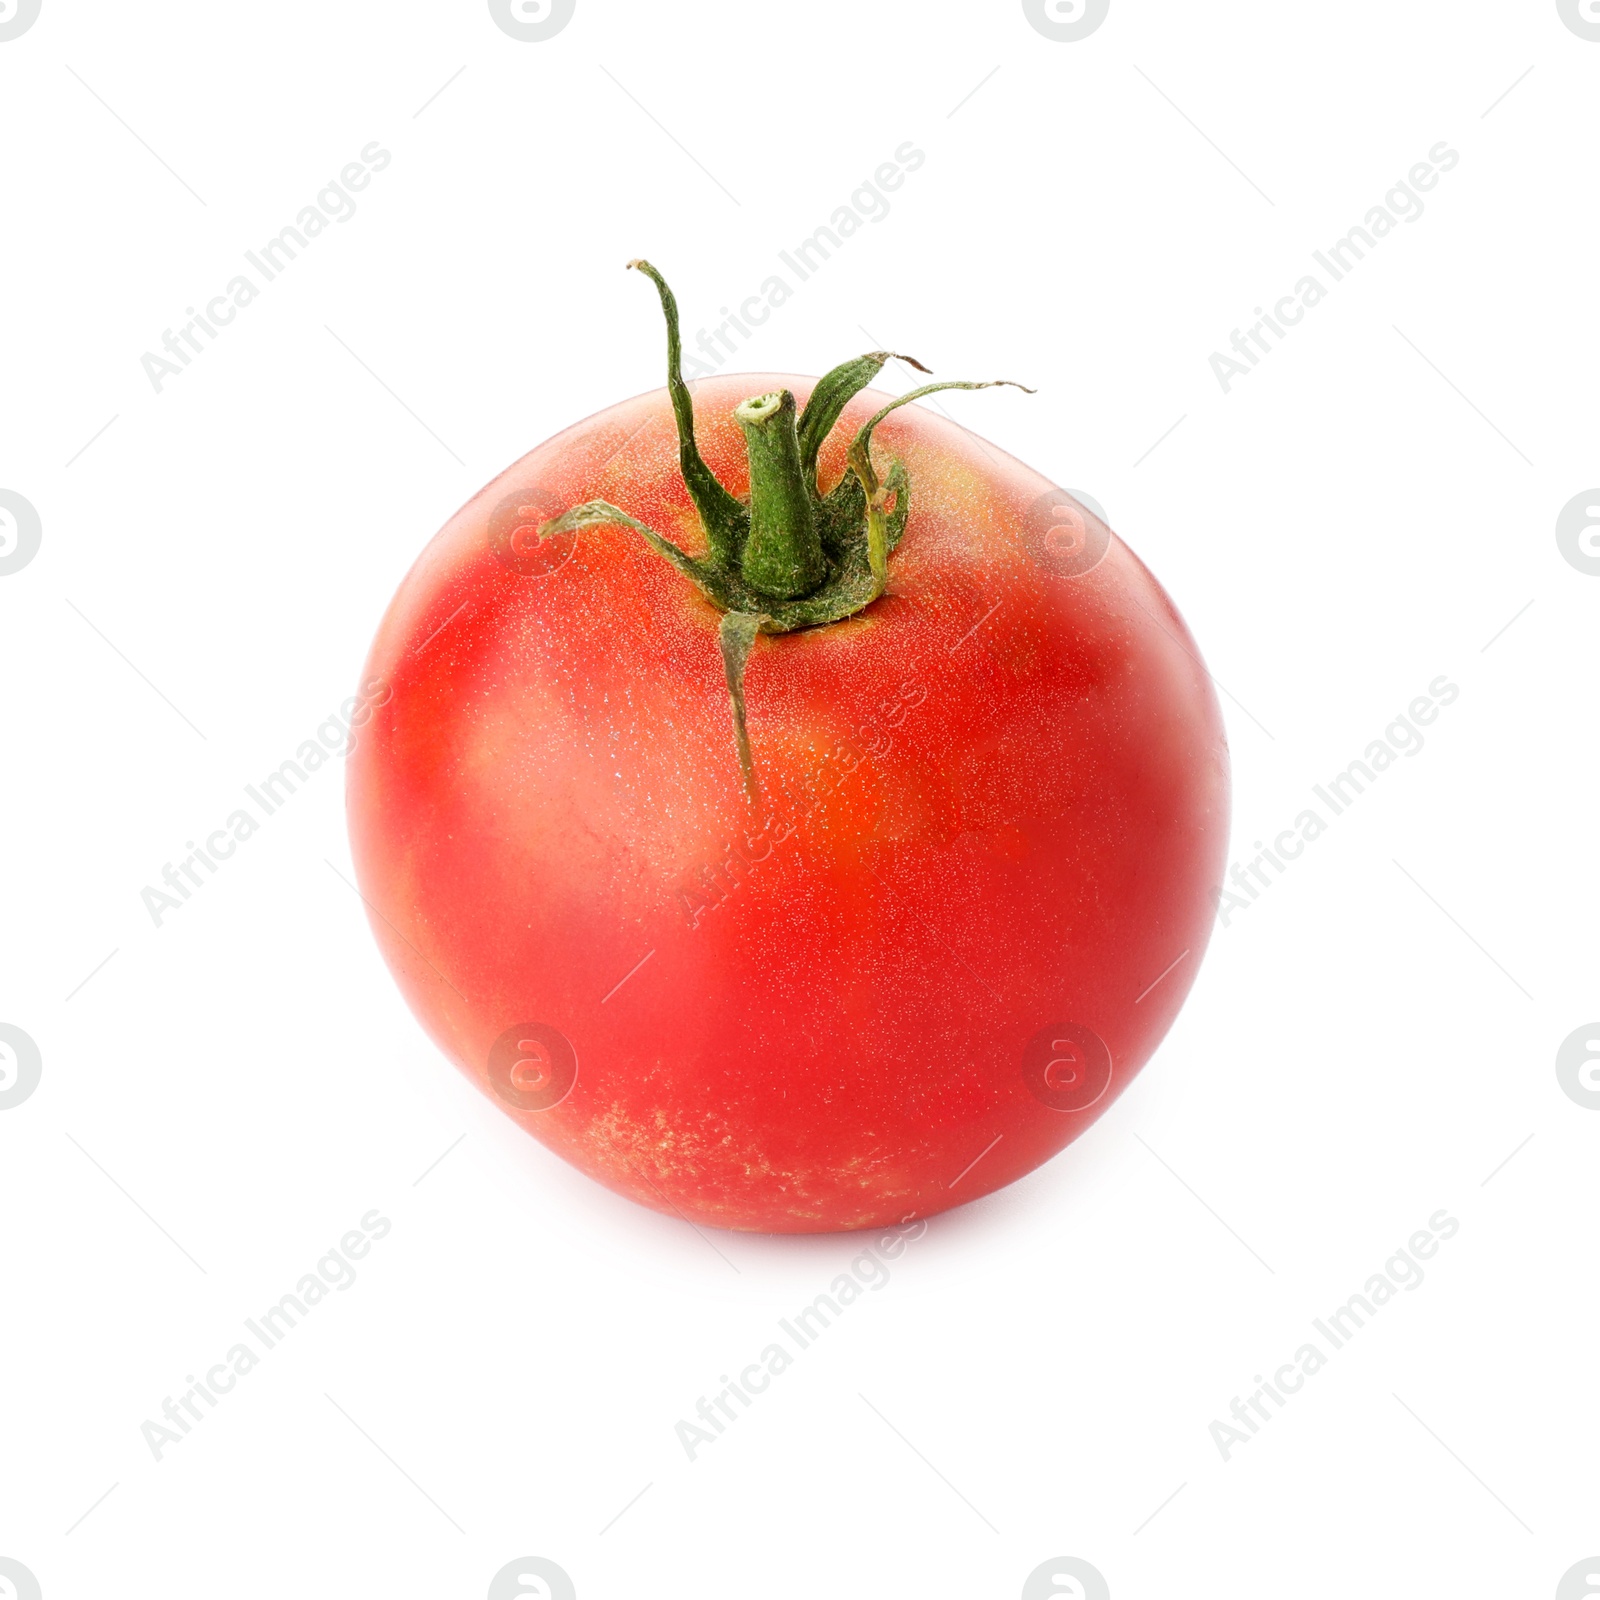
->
[347,267,1228,1233]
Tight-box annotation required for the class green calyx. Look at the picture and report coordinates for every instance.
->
[539,258,1032,797]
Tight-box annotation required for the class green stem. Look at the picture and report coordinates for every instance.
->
[733,390,826,600]
[540,264,1036,795]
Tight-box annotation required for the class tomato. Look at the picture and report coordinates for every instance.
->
[347,263,1228,1234]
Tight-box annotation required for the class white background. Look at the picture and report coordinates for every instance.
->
[2,2,1596,1597]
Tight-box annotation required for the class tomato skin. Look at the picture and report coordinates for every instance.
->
[347,373,1229,1233]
